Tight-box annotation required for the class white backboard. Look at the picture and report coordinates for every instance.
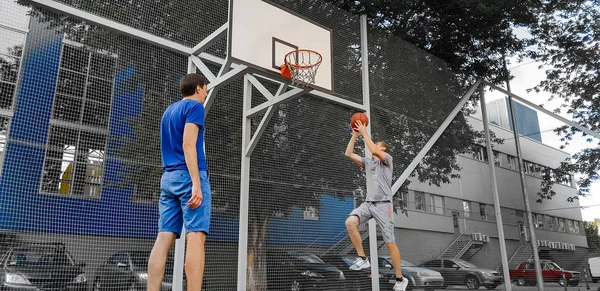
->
[228,0,333,93]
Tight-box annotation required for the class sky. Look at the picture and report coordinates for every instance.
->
[485,40,600,222]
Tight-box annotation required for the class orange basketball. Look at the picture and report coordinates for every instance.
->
[350,112,368,131]
[280,64,291,79]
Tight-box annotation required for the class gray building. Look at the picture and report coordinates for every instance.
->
[381,115,587,273]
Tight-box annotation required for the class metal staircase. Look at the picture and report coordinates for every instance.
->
[497,243,532,275]
[321,225,385,256]
[438,234,477,259]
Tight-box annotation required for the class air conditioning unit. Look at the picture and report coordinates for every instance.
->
[549,242,557,249]
[570,244,576,251]
[482,235,489,243]
[559,242,566,250]
[471,232,478,240]
[542,240,549,247]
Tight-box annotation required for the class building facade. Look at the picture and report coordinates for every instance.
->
[388,115,587,272]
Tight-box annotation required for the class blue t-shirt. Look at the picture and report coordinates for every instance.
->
[160,99,208,171]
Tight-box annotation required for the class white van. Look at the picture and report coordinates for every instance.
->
[589,257,600,283]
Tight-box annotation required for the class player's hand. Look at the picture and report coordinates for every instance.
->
[188,183,203,209]
[354,120,367,134]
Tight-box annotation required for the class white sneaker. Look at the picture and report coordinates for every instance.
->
[349,257,371,270]
[393,277,409,291]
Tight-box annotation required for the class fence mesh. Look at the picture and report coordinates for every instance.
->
[0,0,598,290]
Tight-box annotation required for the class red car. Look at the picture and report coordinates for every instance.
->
[509,260,580,286]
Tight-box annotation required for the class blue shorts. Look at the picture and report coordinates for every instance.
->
[158,170,211,238]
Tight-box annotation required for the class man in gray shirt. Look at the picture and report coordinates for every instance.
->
[345,120,407,291]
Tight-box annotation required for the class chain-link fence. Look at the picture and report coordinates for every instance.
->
[0,0,597,290]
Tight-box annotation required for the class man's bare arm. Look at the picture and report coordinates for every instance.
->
[183,123,202,208]
[345,131,363,166]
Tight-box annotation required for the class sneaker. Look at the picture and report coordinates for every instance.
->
[393,277,409,291]
[349,257,371,270]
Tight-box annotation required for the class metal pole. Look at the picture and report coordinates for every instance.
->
[479,85,512,291]
[237,74,252,291]
[360,14,380,291]
[171,58,196,291]
[504,59,545,291]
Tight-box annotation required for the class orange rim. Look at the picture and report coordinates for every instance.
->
[284,49,322,70]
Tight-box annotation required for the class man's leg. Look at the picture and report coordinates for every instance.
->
[386,242,403,278]
[346,204,372,270]
[345,215,366,257]
[182,170,212,291]
[185,231,207,291]
[148,232,177,291]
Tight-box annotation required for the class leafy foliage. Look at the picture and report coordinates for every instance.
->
[527,0,600,202]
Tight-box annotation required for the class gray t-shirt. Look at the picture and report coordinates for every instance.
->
[361,152,394,202]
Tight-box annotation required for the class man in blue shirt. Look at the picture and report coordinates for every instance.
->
[147,73,211,291]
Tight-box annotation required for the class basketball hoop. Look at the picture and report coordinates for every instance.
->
[280,49,322,86]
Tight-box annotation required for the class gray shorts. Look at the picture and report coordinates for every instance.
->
[349,202,395,243]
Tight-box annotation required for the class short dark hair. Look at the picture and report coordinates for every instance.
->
[376,141,389,153]
[180,73,208,97]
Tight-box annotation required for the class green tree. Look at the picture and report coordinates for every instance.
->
[525,0,600,202]
[584,221,600,250]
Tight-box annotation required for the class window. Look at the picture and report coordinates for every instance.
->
[0,116,8,174]
[401,191,408,209]
[427,194,444,214]
[545,215,554,231]
[443,260,456,268]
[414,191,425,211]
[567,220,575,233]
[471,146,488,162]
[463,201,471,218]
[557,174,573,187]
[303,206,319,221]
[493,151,500,166]
[479,204,487,220]
[534,214,544,229]
[558,218,565,232]
[506,155,518,170]
[40,41,116,198]
[423,260,441,268]
[573,220,580,234]
[0,24,27,111]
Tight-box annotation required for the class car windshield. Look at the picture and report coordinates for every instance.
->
[454,259,477,269]
[401,260,415,267]
[291,252,325,264]
[130,252,151,268]
[379,259,393,270]
[546,263,561,270]
[130,252,173,270]
[7,245,74,266]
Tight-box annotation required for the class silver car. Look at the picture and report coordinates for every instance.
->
[379,256,444,290]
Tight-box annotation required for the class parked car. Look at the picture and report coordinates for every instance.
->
[589,257,600,283]
[509,260,580,286]
[93,251,173,291]
[379,256,444,290]
[420,258,502,290]
[266,250,346,290]
[320,254,396,290]
[0,242,87,291]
